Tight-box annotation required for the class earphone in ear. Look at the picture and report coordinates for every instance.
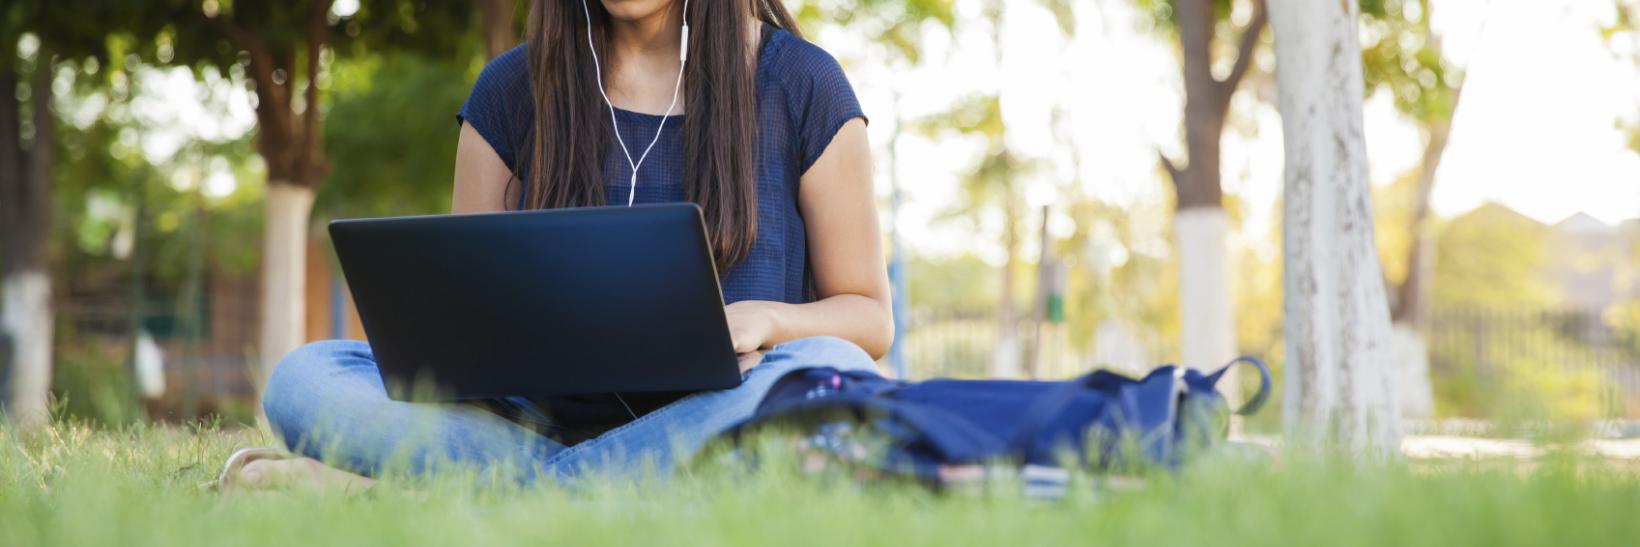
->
[580,0,691,207]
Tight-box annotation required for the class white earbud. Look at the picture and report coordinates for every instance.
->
[581,0,690,207]
[680,23,689,62]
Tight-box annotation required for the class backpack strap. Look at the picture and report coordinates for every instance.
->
[1205,357,1272,416]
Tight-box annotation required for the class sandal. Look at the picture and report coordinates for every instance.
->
[201,447,290,492]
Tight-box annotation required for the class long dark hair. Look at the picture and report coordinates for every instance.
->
[520,0,801,272]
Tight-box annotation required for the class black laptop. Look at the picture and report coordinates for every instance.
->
[328,203,743,400]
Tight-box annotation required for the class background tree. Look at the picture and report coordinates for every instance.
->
[1269,0,1400,454]
[0,0,134,424]
[1360,0,1470,419]
[132,0,476,397]
[475,0,522,60]
[916,94,1032,378]
[794,0,953,381]
[974,0,1026,379]
[1142,0,1267,382]
[0,25,55,426]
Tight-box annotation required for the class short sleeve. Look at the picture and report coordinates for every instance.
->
[457,45,534,175]
[777,39,867,174]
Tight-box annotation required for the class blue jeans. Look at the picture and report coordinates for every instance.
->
[261,336,877,484]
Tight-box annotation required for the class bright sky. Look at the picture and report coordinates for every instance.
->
[1428,0,1640,226]
[127,0,1640,256]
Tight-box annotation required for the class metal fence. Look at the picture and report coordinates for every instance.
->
[1425,307,1640,418]
[894,309,1177,380]
[897,306,1640,419]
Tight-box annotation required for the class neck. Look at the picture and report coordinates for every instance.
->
[608,2,684,64]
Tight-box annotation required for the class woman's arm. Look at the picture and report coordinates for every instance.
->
[452,122,514,214]
[727,118,894,362]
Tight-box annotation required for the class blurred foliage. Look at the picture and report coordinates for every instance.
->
[51,70,265,282]
[1058,196,1180,355]
[793,0,954,64]
[1431,204,1559,310]
[1360,0,1462,125]
[1373,171,1420,288]
[317,51,478,219]
[122,1,478,76]
[48,340,134,425]
[1609,1,1640,155]
[908,255,996,314]
[921,96,1033,225]
[1130,0,1237,38]
[1430,326,1614,425]
[0,1,134,70]
[40,49,266,285]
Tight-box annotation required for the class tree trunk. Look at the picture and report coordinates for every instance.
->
[1175,208,1236,390]
[1388,120,1450,419]
[1391,322,1433,418]
[991,197,1022,378]
[1,272,50,425]
[0,60,55,426]
[476,0,517,60]
[205,3,332,414]
[1390,114,1453,327]
[1270,0,1401,455]
[257,183,315,387]
[1387,81,1460,420]
[1161,0,1264,388]
[1024,206,1051,378]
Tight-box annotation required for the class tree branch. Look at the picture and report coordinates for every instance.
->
[200,7,276,96]
[477,0,516,60]
[1216,0,1268,107]
[1157,150,1183,188]
[299,0,333,185]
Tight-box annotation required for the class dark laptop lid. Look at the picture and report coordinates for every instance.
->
[328,203,742,400]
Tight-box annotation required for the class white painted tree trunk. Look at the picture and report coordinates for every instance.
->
[258,183,315,391]
[1269,0,1401,455]
[1391,323,1434,419]
[1175,207,1237,399]
[2,269,51,426]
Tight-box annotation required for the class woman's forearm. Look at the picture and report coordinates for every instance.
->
[758,295,894,361]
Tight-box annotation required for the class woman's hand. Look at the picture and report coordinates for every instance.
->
[726,300,780,371]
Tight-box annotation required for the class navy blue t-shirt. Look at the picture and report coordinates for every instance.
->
[457,28,865,307]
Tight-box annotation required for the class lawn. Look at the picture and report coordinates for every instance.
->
[3,421,1638,546]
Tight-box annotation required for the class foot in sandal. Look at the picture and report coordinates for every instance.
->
[212,447,376,494]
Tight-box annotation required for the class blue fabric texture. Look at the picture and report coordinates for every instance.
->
[263,336,880,484]
[728,358,1274,485]
[457,28,866,306]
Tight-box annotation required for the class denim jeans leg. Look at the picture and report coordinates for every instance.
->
[537,335,879,482]
[262,340,566,480]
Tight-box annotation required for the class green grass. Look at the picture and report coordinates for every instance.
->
[3,421,1638,546]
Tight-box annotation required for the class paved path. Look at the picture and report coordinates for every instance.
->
[1401,436,1640,459]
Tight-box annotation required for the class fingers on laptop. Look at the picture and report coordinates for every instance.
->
[738,351,764,372]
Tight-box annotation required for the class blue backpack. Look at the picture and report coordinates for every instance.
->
[726,358,1271,489]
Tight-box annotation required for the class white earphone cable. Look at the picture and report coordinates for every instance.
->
[581,0,690,207]
[581,0,689,421]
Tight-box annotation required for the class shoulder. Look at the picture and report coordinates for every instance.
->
[473,44,532,99]
[761,30,866,173]
[763,30,854,95]
[459,45,534,173]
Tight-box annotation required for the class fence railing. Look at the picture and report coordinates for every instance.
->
[897,306,1640,419]
[1424,307,1640,419]
[48,295,1640,421]
[894,309,1177,380]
